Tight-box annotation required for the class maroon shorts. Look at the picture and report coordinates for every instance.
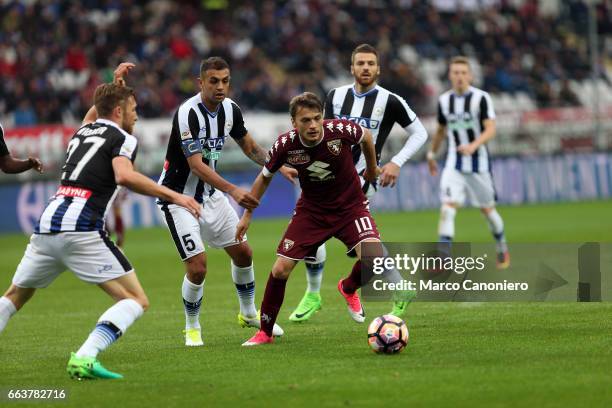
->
[277,204,380,261]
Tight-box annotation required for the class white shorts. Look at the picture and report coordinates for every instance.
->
[12,231,133,289]
[440,167,496,208]
[158,191,245,261]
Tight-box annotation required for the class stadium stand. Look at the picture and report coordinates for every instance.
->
[0,0,610,127]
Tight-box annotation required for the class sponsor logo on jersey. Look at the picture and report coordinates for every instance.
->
[334,115,379,129]
[282,238,294,251]
[447,112,477,131]
[202,136,226,150]
[203,149,221,161]
[287,153,310,165]
[306,161,333,181]
[77,126,107,136]
[55,186,92,199]
[327,139,342,155]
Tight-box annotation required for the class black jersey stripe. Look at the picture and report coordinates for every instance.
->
[449,94,462,171]
[340,90,355,116]
[464,93,479,172]
[360,91,378,119]
[324,89,335,119]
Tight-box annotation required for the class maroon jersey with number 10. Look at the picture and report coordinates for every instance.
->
[263,119,367,212]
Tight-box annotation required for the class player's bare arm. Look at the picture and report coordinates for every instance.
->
[427,125,447,176]
[112,156,201,218]
[360,129,380,183]
[457,119,496,156]
[185,154,259,210]
[82,62,135,126]
[235,172,273,241]
[0,155,43,174]
[236,133,298,184]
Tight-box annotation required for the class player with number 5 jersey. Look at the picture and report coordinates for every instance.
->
[156,57,291,347]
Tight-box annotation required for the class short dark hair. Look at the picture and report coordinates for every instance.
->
[351,43,378,64]
[94,83,135,117]
[200,57,230,76]
[289,92,323,118]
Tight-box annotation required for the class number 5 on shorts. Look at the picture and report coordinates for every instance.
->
[181,234,196,251]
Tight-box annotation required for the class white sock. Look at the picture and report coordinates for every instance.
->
[305,244,326,293]
[76,298,144,358]
[484,209,508,253]
[182,275,204,330]
[0,296,17,333]
[305,262,324,293]
[231,262,257,318]
[438,205,456,240]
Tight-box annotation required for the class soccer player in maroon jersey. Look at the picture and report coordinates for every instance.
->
[235,92,382,346]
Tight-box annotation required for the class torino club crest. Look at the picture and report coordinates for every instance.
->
[327,139,342,156]
[283,239,294,251]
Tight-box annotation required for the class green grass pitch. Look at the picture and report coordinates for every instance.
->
[0,200,611,407]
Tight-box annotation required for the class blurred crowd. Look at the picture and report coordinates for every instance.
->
[0,0,610,126]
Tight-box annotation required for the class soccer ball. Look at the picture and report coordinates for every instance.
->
[367,314,409,354]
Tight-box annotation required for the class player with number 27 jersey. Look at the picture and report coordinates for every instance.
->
[35,119,137,233]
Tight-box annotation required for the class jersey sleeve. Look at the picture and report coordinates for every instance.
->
[388,93,416,127]
[111,132,139,162]
[0,124,9,157]
[437,100,447,126]
[262,135,287,177]
[336,119,365,145]
[479,92,496,121]
[324,89,335,120]
[178,106,203,158]
[229,103,248,140]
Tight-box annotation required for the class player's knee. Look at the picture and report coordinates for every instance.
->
[232,245,253,267]
[185,260,207,283]
[271,263,291,280]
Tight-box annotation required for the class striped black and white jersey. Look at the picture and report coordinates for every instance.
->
[35,119,138,233]
[438,86,495,173]
[324,84,426,174]
[0,123,9,157]
[157,93,247,203]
